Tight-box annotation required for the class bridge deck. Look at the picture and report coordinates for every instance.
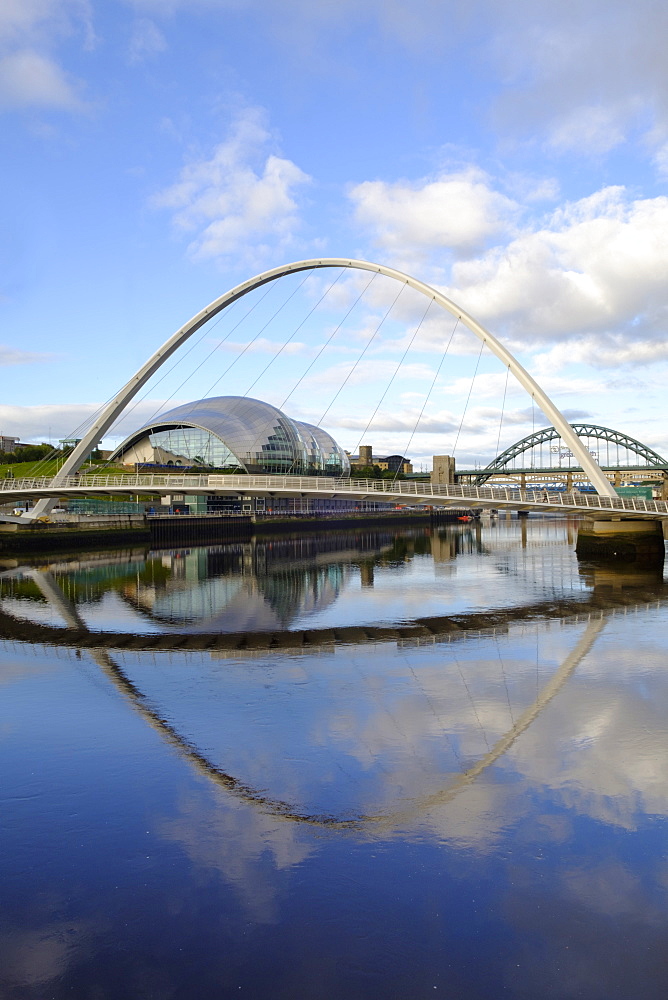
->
[2,473,668,521]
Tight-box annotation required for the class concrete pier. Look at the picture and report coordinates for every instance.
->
[576,519,666,562]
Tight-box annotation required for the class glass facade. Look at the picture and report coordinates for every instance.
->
[147,426,242,469]
[111,396,351,476]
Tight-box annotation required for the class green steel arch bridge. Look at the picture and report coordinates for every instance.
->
[457,424,668,490]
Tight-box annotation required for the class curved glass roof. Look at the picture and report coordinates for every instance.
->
[111,396,350,476]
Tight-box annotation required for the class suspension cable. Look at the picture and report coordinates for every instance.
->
[496,365,510,460]
[451,338,485,457]
[49,284,274,477]
[316,280,407,428]
[237,270,352,477]
[102,291,254,443]
[279,272,379,411]
[352,295,434,466]
[198,271,313,401]
[242,268,346,398]
[101,270,312,471]
[392,314,460,483]
[282,277,405,477]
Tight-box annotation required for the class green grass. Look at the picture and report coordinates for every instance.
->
[1,461,133,479]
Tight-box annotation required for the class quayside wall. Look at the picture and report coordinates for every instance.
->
[0,509,472,554]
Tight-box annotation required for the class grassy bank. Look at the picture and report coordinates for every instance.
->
[1,461,130,479]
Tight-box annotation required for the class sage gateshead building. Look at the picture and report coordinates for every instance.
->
[110,395,351,477]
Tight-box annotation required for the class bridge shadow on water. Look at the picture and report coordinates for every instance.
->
[1,522,667,831]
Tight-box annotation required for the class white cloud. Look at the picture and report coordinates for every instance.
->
[153,107,311,263]
[445,187,668,350]
[329,408,459,435]
[546,103,630,155]
[0,398,187,445]
[215,337,315,357]
[0,345,55,366]
[534,338,668,372]
[487,0,668,157]
[124,0,668,165]
[444,371,604,401]
[0,403,101,442]
[344,177,668,369]
[349,168,518,257]
[653,141,668,178]
[0,0,92,112]
[301,359,436,391]
[0,48,84,109]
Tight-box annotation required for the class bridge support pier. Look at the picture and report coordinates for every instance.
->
[576,519,665,563]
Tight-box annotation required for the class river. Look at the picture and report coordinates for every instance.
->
[2,517,668,999]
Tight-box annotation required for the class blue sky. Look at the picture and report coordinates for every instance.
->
[2,0,668,469]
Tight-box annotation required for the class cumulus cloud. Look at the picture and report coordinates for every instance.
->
[349,168,519,258]
[534,337,668,372]
[346,174,668,366]
[0,48,84,110]
[152,107,311,263]
[445,186,668,350]
[0,0,92,112]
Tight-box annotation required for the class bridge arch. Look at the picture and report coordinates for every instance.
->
[474,423,668,485]
[41,258,617,504]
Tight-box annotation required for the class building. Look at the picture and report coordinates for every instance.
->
[110,396,351,477]
[0,435,20,453]
[347,444,413,475]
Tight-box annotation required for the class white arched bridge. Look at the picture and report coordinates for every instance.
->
[2,471,668,521]
[4,257,667,528]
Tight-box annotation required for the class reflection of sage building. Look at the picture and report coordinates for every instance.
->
[110,395,350,477]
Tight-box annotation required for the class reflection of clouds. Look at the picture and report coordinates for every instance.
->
[512,670,668,831]
[561,861,658,919]
[122,622,583,825]
[0,921,86,990]
[158,787,314,924]
[116,607,668,849]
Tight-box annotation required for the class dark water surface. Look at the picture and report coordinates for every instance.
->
[2,519,668,998]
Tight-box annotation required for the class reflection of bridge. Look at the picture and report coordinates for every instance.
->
[2,472,668,520]
[2,563,664,828]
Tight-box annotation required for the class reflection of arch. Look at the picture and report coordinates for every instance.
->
[475,423,668,484]
[96,612,607,830]
[3,573,652,829]
[33,258,616,520]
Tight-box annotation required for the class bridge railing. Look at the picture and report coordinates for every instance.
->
[1,473,667,517]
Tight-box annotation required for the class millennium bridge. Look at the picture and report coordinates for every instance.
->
[2,472,668,521]
[3,257,668,558]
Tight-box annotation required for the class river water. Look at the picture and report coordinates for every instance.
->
[2,518,668,999]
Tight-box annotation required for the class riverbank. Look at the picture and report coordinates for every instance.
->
[0,508,475,553]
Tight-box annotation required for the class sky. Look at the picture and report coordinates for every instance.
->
[2,0,668,470]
